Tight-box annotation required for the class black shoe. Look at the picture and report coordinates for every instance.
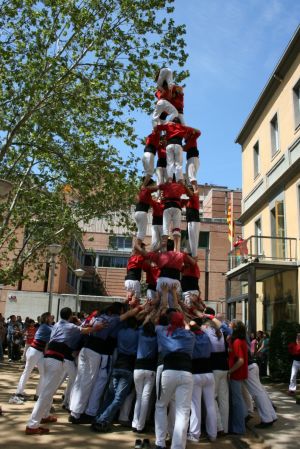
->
[245,415,252,423]
[255,421,273,429]
[142,439,151,449]
[34,395,39,401]
[119,420,131,428]
[135,440,143,449]
[78,413,94,424]
[68,415,81,424]
[16,394,27,401]
[154,446,166,449]
[132,427,137,432]
[137,427,146,433]
[91,421,111,433]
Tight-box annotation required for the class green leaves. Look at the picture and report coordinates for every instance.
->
[0,0,188,284]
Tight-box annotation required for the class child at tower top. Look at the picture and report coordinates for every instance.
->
[154,67,185,125]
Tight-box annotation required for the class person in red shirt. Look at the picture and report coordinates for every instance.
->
[159,180,193,251]
[181,260,200,308]
[156,136,168,185]
[184,128,201,191]
[142,129,160,187]
[227,321,248,435]
[134,180,159,246]
[156,119,199,183]
[124,247,145,303]
[142,259,160,304]
[288,332,300,395]
[154,67,185,125]
[22,319,37,362]
[182,187,200,257]
[150,197,164,250]
[135,239,196,308]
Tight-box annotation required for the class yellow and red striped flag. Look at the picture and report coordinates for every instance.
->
[227,200,235,244]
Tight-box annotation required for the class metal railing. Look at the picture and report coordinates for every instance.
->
[228,235,297,270]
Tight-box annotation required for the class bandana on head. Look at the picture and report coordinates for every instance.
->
[167,311,185,336]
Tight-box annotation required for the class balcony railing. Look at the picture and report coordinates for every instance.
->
[228,235,297,270]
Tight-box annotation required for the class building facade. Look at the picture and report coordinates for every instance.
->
[227,26,300,333]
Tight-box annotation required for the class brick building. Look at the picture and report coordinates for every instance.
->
[0,184,241,318]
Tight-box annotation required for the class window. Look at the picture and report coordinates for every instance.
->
[293,79,300,128]
[270,113,279,156]
[198,231,209,248]
[84,254,95,267]
[108,235,132,251]
[270,200,285,259]
[97,255,128,268]
[67,268,76,288]
[254,218,262,255]
[253,141,260,178]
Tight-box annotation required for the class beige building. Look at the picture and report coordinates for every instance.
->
[226,26,300,332]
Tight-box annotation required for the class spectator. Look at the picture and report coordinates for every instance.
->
[0,317,6,362]
[288,332,300,395]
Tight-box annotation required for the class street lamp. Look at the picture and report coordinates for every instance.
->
[74,268,85,314]
[0,179,13,202]
[47,243,62,313]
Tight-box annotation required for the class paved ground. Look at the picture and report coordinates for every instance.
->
[0,360,299,449]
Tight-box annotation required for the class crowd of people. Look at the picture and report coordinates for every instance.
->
[0,68,295,447]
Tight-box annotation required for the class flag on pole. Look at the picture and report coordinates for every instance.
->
[227,197,235,245]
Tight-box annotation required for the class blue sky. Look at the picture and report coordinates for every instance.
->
[130,0,300,189]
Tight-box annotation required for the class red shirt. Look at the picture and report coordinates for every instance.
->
[186,194,199,211]
[184,129,201,151]
[160,182,187,200]
[156,123,196,142]
[127,254,144,271]
[228,338,248,380]
[145,130,160,148]
[25,326,37,345]
[150,198,164,217]
[182,262,200,278]
[155,85,184,112]
[147,251,189,271]
[288,342,300,358]
[157,144,166,159]
[142,261,160,285]
[138,187,153,205]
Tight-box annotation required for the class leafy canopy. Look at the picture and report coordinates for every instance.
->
[0,0,188,284]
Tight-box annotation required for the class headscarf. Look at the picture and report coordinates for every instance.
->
[167,311,185,336]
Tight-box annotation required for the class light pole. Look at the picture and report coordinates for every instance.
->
[47,243,62,313]
[74,268,85,314]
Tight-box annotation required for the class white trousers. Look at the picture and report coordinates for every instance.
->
[156,167,168,185]
[244,363,277,422]
[156,365,175,437]
[69,348,102,418]
[16,346,44,396]
[187,221,200,257]
[134,211,148,241]
[124,279,141,299]
[155,369,193,449]
[27,357,64,428]
[142,152,155,177]
[163,207,181,237]
[59,359,77,409]
[85,354,111,416]
[132,369,156,431]
[166,144,183,181]
[151,224,163,250]
[157,68,173,90]
[186,157,199,183]
[152,99,178,128]
[289,360,300,392]
[189,373,217,440]
[213,369,229,433]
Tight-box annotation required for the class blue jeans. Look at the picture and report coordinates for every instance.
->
[96,368,133,424]
[229,379,247,434]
